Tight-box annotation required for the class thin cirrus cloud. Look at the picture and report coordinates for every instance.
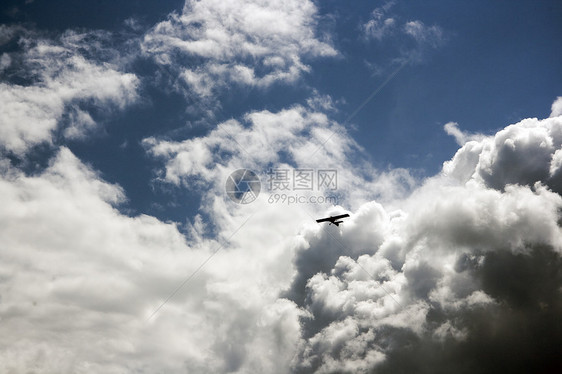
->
[361,0,397,41]
[362,1,445,66]
[362,1,443,46]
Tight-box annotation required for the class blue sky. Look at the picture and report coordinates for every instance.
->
[4,0,561,224]
[1,1,561,373]
[2,0,560,223]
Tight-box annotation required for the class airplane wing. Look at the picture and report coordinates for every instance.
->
[316,214,350,224]
[331,214,350,220]
[315,217,332,223]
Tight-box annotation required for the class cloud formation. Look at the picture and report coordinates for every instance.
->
[443,115,562,192]
[287,109,562,373]
[141,94,562,373]
[144,100,417,210]
[0,28,139,154]
[0,146,309,373]
[362,1,396,41]
[2,57,561,374]
[362,2,445,66]
[142,0,336,99]
[0,0,560,371]
[551,96,562,117]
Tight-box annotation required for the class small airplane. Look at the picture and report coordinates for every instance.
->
[316,213,350,226]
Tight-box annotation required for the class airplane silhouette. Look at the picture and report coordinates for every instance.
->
[316,213,350,226]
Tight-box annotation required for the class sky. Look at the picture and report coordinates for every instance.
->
[0,0,561,373]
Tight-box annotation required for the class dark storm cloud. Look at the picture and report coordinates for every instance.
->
[375,245,561,374]
[290,111,562,373]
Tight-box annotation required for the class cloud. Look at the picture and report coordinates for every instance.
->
[287,102,562,372]
[444,122,469,145]
[0,24,25,46]
[362,4,445,67]
[551,96,562,117]
[443,115,562,192]
[403,20,444,48]
[139,95,562,372]
[1,2,560,369]
[0,29,139,154]
[364,17,396,41]
[0,148,192,372]
[143,101,417,210]
[292,227,557,373]
[142,0,337,100]
[3,82,561,374]
[362,1,397,41]
[0,147,314,373]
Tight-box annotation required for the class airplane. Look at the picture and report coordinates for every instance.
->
[316,213,350,226]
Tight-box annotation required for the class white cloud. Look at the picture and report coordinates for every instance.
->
[0,31,139,154]
[62,107,97,140]
[403,20,444,47]
[142,0,337,98]
[363,8,444,49]
[0,53,10,72]
[551,96,562,117]
[432,321,468,341]
[0,147,312,373]
[287,101,562,372]
[1,7,560,369]
[138,97,559,371]
[362,4,445,67]
[443,115,562,192]
[144,102,417,211]
[0,25,24,46]
[291,183,561,371]
[3,89,562,374]
[364,17,395,41]
[444,122,486,146]
[0,148,191,372]
[362,1,397,41]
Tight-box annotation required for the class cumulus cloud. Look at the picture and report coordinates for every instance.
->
[0,148,189,372]
[551,96,562,117]
[443,121,485,146]
[1,1,560,370]
[286,111,562,373]
[443,115,562,192]
[139,97,562,372]
[3,87,561,373]
[142,0,336,100]
[1,7,342,371]
[0,146,314,373]
[0,28,139,154]
[144,101,417,210]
